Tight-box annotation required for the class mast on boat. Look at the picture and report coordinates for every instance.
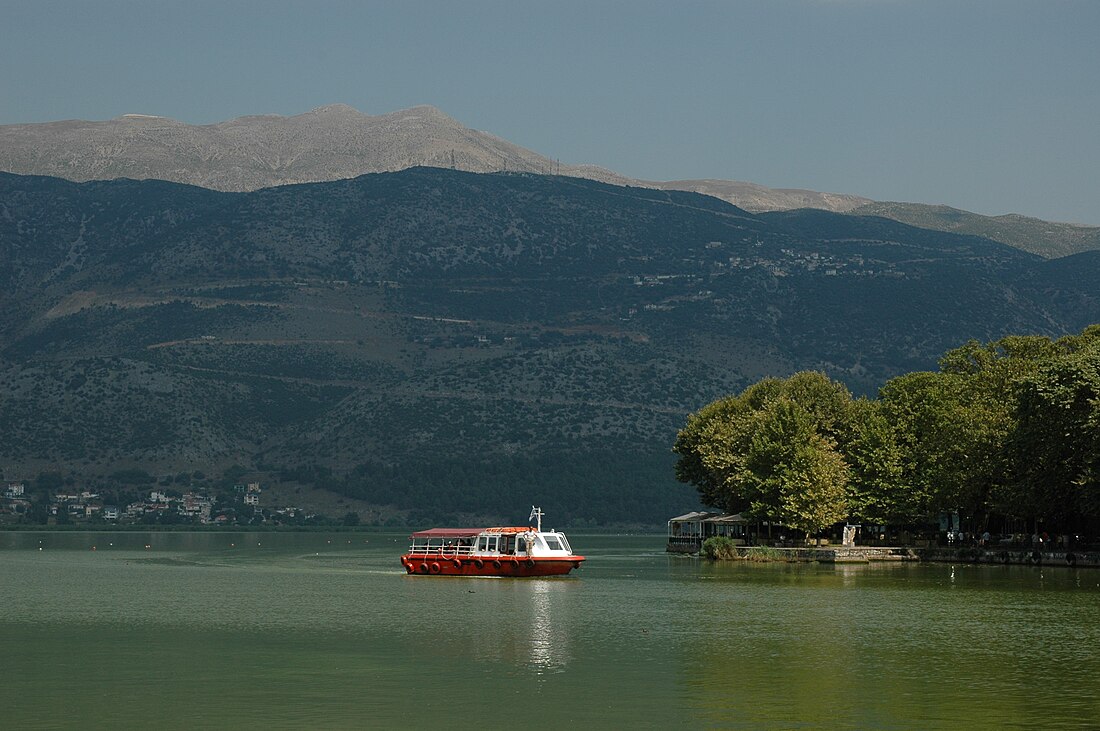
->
[529,505,543,532]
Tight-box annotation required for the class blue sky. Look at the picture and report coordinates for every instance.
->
[3,0,1098,224]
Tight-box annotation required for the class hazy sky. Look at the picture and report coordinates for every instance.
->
[3,0,1098,224]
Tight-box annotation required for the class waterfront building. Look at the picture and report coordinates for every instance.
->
[667,511,748,553]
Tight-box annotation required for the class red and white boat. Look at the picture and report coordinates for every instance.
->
[400,507,585,577]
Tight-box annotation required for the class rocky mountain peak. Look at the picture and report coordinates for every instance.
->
[305,103,364,116]
[0,104,864,213]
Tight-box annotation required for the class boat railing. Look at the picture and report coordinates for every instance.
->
[407,543,479,557]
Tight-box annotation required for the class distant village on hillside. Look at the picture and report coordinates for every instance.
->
[0,479,355,527]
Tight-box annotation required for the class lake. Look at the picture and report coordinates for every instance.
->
[2,531,1098,729]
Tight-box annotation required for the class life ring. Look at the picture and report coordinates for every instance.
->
[1066,552,1077,567]
[474,559,484,569]
[573,561,581,570]
[430,562,441,574]
[453,559,462,569]
[525,558,535,568]
[405,564,415,574]
[492,559,502,569]
[1030,551,1041,565]
[418,563,429,574]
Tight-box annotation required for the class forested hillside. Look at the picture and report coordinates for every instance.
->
[2,168,1098,525]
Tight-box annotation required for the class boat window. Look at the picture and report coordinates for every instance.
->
[544,536,563,551]
[517,537,527,553]
[556,533,571,553]
[477,536,488,552]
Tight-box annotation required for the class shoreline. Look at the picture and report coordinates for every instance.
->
[681,544,1100,568]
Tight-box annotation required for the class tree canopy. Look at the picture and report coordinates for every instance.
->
[674,325,1100,536]
[674,372,852,535]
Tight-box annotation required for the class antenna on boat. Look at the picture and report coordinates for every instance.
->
[529,505,543,532]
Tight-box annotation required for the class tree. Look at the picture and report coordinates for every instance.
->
[223,464,249,483]
[29,500,49,525]
[342,511,361,527]
[676,326,1100,538]
[1009,343,1100,528]
[843,398,910,525]
[674,372,852,534]
[879,371,981,521]
[937,335,1057,377]
[879,339,1042,529]
[744,399,849,535]
[673,392,760,512]
[34,471,64,492]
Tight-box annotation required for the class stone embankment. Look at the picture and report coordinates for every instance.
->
[723,546,920,563]
[717,545,1100,568]
[915,546,1099,569]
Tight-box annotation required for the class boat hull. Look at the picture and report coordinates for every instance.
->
[401,554,584,577]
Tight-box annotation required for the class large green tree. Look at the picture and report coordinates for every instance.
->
[878,335,1061,526]
[743,398,849,534]
[1009,342,1100,527]
[843,398,909,525]
[674,372,852,535]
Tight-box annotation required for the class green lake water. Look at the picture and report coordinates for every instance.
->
[2,531,1098,729]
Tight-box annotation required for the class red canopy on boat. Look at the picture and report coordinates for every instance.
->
[410,528,485,539]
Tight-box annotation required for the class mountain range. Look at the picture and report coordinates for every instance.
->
[0,104,873,212]
[3,166,1098,525]
[10,104,1098,260]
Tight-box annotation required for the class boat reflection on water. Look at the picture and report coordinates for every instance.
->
[466,578,575,676]
[527,579,564,674]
